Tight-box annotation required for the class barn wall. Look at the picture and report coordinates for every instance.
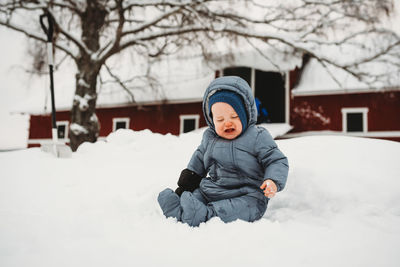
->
[290,91,400,132]
[96,102,206,136]
[28,102,206,146]
[28,111,71,139]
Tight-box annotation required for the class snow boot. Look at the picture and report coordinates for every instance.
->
[158,188,182,220]
[180,191,216,227]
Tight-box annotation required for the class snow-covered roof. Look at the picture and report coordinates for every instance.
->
[293,1,400,95]
[13,38,301,115]
[12,53,217,114]
[292,58,400,96]
[7,0,400,113]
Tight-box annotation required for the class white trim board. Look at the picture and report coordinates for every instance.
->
[285,71,290,124]
[28,138,70,144]
[291,86,400,96]
[17,98,203,115]
[282,131,400,138]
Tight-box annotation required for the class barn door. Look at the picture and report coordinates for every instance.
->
[223,67,286,124]
[255,70,285,123]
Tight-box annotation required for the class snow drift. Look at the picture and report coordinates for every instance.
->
[0,130,399,267]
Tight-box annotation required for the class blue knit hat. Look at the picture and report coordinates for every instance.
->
[208,90,248,131]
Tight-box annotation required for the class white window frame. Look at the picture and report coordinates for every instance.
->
[285,71,290,124]
[56,120,69,139]
[250,68,256,95]
[112,117,130,132]
[179,114,200,134]
[341,107,369,133]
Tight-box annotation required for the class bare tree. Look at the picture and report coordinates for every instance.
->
[1,0,399,150]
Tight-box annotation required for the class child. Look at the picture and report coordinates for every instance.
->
[158,76,288,227]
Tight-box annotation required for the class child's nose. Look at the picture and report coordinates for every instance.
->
[225,121,233,127]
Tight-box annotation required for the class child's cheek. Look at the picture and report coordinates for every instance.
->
[215,123,223,137]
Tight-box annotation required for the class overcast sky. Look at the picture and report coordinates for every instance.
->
[0,28,31,149]
[0,28,31,113]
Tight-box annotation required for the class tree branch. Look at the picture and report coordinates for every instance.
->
[103,63,136,103]
[121,6,182,37]
[0,19,77,59]
[45,8,91,56]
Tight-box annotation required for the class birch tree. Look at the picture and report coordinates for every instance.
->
[1,0,399,150]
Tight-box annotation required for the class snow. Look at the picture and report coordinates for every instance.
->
[70,123,88,135]
[0,130,399,267]
[259,123,293,138]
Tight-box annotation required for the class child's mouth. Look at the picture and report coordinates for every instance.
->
[224,128,235,133]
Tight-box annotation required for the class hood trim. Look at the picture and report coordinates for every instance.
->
[202,76,258,130]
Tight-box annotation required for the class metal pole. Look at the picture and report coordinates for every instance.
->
[40,12,58,154]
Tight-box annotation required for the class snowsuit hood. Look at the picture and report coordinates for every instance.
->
[203,76,257,132]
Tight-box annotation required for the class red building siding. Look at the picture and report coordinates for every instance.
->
[28,101,206,147]
[29,111,71,139]
[97,102,206,136]
[290,91,400,133]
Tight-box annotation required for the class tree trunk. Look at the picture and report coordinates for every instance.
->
[69,59,101,151]
[69,1,107,151]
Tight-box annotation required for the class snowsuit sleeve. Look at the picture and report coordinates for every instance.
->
[187,129,212,178]
[255,128,289,192]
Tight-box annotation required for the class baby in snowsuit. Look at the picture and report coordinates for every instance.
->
[158,76,288,226]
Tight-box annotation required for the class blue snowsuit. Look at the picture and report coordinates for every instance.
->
[158,76,289,226]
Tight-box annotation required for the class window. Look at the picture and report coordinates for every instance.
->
[56,121,69,139]
[180,115,200,134]
[221,67,287,123]
[113,118,130,131]
[341,108,368,133]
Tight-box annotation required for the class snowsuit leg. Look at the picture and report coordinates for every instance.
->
[199,179,269,223]
[158,188,214,226]
[158,188,181,220]
[209,193,268,223]
[191,188,208,205]
[158,186,267,226]
[179,187,268,226]
[180,191,216,227]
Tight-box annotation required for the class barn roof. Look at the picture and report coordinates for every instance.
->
[292,1,400,96]
[14,39,301,115]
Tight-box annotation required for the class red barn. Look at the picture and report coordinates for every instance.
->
[26,59,400,148]
[26,61,296,148]
[27,100,208,147]
[287,58,400,142]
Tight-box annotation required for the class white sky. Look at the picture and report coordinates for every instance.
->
[0,28,30,149]
[0,28,28,112]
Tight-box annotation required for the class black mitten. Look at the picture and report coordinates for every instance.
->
[174,169,202,196]
[175,187,185,196]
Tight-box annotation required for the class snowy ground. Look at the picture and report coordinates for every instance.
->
[0,129,399,267]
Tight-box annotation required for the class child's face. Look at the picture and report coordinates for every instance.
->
[211,102,243,140]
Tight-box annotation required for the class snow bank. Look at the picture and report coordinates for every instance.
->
[0,130,399,267]
[259,123,293,138]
